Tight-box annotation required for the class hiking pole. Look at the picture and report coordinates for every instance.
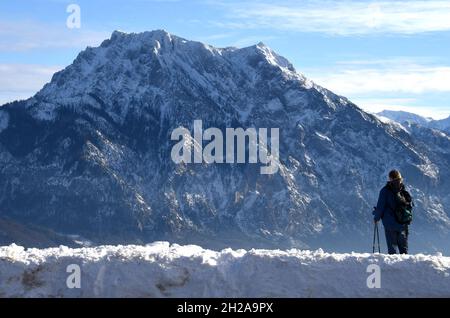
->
[376,223,381,253]
[373,222,381,253]
[372,223,376,253]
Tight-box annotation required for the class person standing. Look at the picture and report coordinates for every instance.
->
[373,170,413,254]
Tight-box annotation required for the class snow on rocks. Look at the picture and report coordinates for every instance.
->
[1,242,450,297]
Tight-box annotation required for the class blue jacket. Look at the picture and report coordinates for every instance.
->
[373,184,406,231]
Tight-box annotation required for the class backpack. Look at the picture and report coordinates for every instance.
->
[390,187,414,225]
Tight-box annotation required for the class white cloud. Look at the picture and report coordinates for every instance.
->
[0,20,109,51]
[305,60,450,95]
[214,0,450,35]
[0,64,62,105]
[302,59,450,119]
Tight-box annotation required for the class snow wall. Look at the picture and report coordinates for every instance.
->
[1,242,450,297]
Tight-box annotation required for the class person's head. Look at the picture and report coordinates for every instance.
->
[388,170,403,186]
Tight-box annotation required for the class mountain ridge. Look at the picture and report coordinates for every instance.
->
[1,30,450,253]
[377,109,450,133]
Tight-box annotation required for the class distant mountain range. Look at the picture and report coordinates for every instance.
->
[1,30,450,253]
[377,110,450,133]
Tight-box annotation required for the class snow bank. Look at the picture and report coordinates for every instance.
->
[1,242,450,297]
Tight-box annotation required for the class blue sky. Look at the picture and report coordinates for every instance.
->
[1,0,450,119]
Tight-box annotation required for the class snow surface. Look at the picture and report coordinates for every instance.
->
[1,242,450,297]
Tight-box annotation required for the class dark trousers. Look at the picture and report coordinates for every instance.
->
[384,228,408,254]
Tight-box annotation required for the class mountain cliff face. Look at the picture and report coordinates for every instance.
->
[1,30,449,252]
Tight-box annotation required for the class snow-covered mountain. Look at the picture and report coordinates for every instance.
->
[377,110,450,133]
[377,110,433,126]
[1,242,450,297]
[1,30,450,253]
[431,116,450,132]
